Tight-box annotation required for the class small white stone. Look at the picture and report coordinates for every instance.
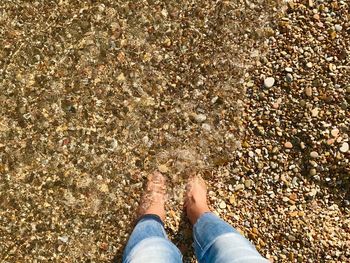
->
[335,24,342,32]
[58,236,69,243]
[211,96,219,104]
[110,139,118,151]
[235,184,245,191]
[264,77,275,88]
[246,82,254,88]
[306,62,313,68]
[202,123,211,131]
[331,128,339,137]
[311,108,319,117]
[285,67,293,73]
[195,114,207,123]
[310,151,319,159]
[340,142,349,153]
[161,8,168,18]
[117,72,126,82]
[219,201,227,209]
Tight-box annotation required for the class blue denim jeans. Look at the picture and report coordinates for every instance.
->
[122,212,269,263]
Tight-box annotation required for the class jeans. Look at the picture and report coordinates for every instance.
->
[122,212,269,263]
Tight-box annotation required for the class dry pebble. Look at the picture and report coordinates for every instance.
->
[340,143,349,153]
[305,87,313,97]
[284,142,293,149]
[242,0,349,261]
[264,77,275,88]
[335,24,343,32]
[310,152,319,159]
[309,169,317,176]
[306,62,313,68]
[285,73,293,83]
[244,179,254,189]
[331,129,340,138]
[219,201,227,209]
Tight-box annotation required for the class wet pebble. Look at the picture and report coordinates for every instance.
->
[202,123,211,131]
[194,114,207,123]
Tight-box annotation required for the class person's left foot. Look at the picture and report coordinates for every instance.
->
[138,171,167,221]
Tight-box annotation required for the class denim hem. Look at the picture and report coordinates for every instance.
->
[135,213,164,226]
[124,237,183,263]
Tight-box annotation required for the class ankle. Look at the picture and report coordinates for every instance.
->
[142,209,165,221]
[187,201,211,224]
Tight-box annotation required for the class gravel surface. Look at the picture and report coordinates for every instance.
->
[0,0,349,262]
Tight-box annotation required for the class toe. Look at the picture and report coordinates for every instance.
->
[151,171,166,183]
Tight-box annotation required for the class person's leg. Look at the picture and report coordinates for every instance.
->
[193,212,269,263]
[185,175,269,263]
[122,214,182,263]
[122,172,182,263]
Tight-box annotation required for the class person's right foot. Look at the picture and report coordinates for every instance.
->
[185,174,211,225]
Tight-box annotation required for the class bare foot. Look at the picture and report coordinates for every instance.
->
[138,171,167,221]
[185,174,211,225]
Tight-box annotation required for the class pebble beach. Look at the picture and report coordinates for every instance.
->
[0,0,349,262]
